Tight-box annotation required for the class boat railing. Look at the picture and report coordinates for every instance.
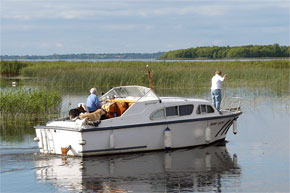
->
[222,97,242,113]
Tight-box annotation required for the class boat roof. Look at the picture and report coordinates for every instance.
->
[100,85,210,104]
[160,97,210,104]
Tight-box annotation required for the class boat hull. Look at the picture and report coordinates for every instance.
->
[35,113,241,157]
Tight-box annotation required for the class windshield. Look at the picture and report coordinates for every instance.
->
[100,86,159,101]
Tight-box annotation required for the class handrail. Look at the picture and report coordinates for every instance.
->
[222,97,242,113]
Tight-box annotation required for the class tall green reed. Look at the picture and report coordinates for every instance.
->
[18,60,290,95]
[0,88,62,118]
[0,61,29,76]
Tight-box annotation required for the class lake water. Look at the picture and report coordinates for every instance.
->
[0,87,289,193]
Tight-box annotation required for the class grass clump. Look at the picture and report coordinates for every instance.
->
[0,88,62,118]
[0,61,29,76]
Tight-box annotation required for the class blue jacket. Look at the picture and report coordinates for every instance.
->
[86,94,100,112]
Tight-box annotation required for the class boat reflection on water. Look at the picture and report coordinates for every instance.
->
[34,144,241,192]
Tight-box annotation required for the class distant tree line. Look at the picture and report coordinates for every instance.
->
[160,44,290,59]
[0,52,165,60]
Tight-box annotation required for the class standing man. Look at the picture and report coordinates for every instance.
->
[211,70,227,111]
[86,88,101,113]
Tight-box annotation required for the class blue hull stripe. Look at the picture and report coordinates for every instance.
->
[35,112,242,133]
[215,119,232,137]
[221,120,234,136]
[82,112,241,133]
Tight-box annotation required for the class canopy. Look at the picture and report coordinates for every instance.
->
[100,86,159,102]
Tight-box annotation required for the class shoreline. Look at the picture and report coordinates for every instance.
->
[1,57,289,62]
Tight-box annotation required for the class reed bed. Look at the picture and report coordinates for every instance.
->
[0,88,61,139]
[0,88,62,118]
[19,60,289,93]
[0,61,29,76]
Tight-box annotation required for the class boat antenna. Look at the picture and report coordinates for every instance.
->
[146,65,155,92]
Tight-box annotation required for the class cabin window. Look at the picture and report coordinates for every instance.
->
[196,105,215,114]
[196,106,200,114]
[166,106,178,116]
[201,105,207,113]
[151,104,194,120]
[151,109,165,119]
[179,105,194,116]
[207,105,215,113]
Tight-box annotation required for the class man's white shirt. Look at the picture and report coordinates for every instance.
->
[211,74,225,90]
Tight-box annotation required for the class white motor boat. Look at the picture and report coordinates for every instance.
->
[34,85,242,157]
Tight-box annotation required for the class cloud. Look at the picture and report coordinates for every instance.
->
[101,23,154,31]
[213,40,223,45]
[39,42,49,48]
[1,0,289,55]
[2,0,288,23]
[56,42,63,48]
[1,0,230,21]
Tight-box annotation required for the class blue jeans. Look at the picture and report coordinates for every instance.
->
[211,89,221,111]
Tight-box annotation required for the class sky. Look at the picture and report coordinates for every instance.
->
[0,0,289,55]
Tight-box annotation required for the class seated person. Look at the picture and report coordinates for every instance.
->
[86,88,101,113]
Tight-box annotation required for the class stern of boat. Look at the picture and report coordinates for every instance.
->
[34,126,84,156]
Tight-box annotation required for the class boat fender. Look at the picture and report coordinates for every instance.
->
[164,127,172,149]
[233,119,238,135]
[110,134,115,149]
[34,137,40,142]
[205,127,211,143]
